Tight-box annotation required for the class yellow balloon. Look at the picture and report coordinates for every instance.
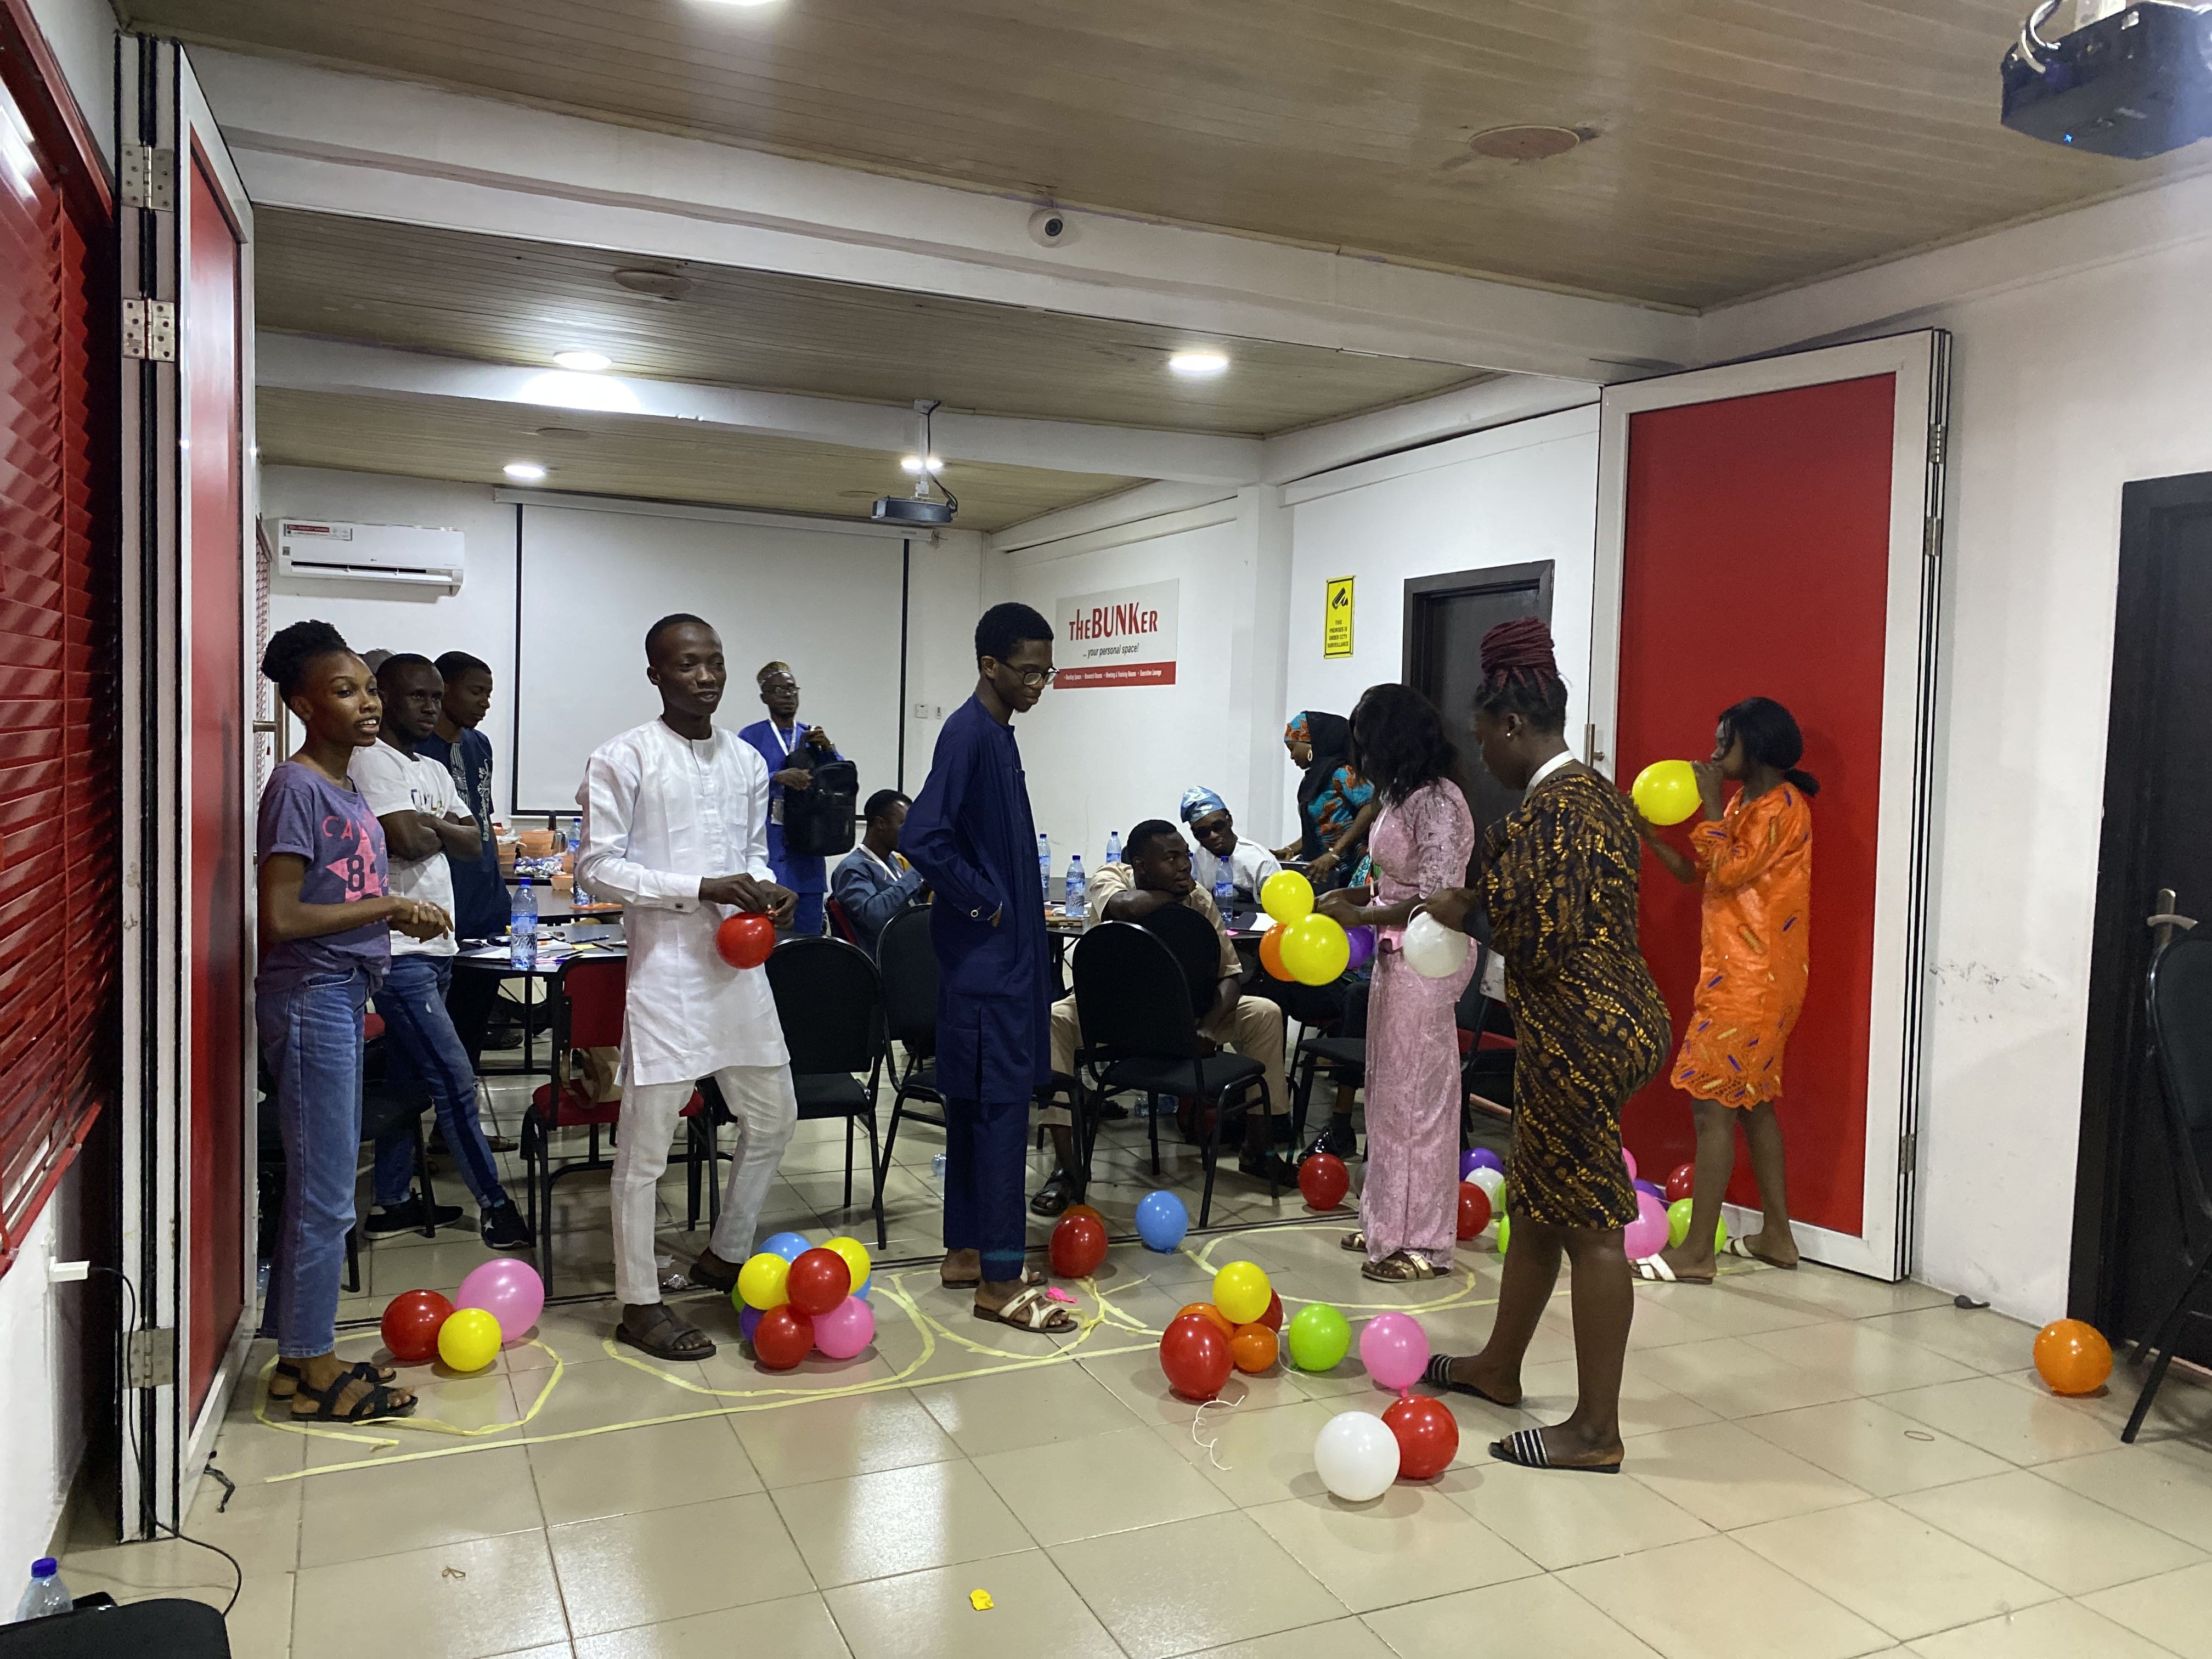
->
[1260,869,1314,926]
[822,1234,872,1293]
[1280,913,1351,986]
[1631,760,1700,827]
[738,1251,792,1311]
[1213,1260,1272,1326]
[437,1307,502,1373]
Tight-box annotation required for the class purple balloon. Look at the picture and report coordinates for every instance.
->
[455,1256,544,1344]
[738,1304,764,1343]
[1460,1147,1503,1181]
[1358,1311,1430,1393]
[1344,925,1376,970]
[1633,1178,1664,1203]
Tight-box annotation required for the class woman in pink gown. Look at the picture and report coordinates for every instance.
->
[1319,684,1475,1282]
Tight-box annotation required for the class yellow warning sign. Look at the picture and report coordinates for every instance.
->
[1323,577,1355,658]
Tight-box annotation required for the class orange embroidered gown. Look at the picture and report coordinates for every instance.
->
[1668,783,1812,1108]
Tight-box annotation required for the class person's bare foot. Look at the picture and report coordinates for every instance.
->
[1743,1227,1800,1268]
[1443,1353,1523,1407]
[941,1248,981,1288]
[1655,1242,1717,1283]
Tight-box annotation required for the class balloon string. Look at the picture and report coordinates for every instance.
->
[1191,1377,1248,1471]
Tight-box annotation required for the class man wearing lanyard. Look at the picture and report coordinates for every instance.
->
[416,650,509,1075]
[738,661,843,937]
[831,788,924,957]
[576,613,799,1361]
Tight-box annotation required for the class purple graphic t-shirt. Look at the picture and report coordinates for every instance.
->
[256,759,391,993]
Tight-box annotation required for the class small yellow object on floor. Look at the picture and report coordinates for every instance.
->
[968,1589,994,1612]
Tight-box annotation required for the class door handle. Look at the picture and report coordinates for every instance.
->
[2149,887,2197,947]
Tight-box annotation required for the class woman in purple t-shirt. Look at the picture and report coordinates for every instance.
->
[256,620,449,1421]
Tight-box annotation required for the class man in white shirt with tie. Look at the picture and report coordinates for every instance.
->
[577,613,799,1361]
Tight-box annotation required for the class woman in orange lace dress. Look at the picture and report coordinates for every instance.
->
[1635,697,1815,1282]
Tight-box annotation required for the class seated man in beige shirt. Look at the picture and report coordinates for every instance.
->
[1031,819,1295,1215]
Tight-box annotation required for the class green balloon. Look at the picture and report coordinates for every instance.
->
[1664,1198,1727,1252]
[1285,1301,1352,1372]
[1495,1214,1509,1255]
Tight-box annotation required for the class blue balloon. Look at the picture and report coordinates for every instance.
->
[850,1273,872,1302]
[1460,1148,1503,1180]
[761,1231,810,1263]
[1134,1189,1188,1252]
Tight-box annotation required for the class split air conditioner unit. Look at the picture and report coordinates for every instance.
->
[269,518,465,592]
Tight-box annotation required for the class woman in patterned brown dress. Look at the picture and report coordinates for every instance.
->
[1418,618,1669,1473]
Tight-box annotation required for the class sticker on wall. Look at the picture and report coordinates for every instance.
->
[1324,576,1355,658]
[1056,579,1178,687]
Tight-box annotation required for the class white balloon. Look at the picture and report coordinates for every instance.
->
[1470,1166,1506,1203]
[1313,1410,1401,1502]
[1402,912,1471,979]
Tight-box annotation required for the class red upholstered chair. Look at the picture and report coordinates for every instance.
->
[825,895,861,949]
[520,955,709,1296]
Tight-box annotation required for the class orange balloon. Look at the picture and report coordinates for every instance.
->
[1063,1203,1107,1231]
[1230,1323,1278,1374]
[2033,1318,2113,1397]
[1259,924,1290,981]
[1177,1302,1234,1339]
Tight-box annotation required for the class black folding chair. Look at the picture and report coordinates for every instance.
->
[1071,921,1269,1228]
[764,935,889,1247]
[2124,930,2212,1442]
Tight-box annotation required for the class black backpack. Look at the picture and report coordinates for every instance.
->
[782,757,859,858]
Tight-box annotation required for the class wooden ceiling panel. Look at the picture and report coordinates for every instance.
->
[129,0,2209,308]
[256,387,1138,531]
[252,210,1480,436]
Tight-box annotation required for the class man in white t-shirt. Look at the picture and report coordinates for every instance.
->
[350,654,533,1249]
[1181,786,1283,913]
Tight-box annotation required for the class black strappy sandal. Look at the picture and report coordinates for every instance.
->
[615,1305,717,1362]
[290,1366,418,1422]
[685,1254,741,1295]
[1421,1353,1519,1408]
[1489,1426,1621,1474]
[270,1357,398,1402]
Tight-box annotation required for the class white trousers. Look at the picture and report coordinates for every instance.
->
[611,1063,798,1306]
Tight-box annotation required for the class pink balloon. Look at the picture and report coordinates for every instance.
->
[1622,1190,1670,1260]
[455,1256,545,1344]
[1622,1148,1639,1182]
[813,1295,876,1361]
[1358,1312,1430,1393]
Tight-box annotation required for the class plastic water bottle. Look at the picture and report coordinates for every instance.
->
[1214,865,1235,920]
[1037,831,1051,892]
[1065,855,1086,921]
[1104,828,1121,866]
[510,875,538,971]
[567,819,588,907]
[932,1153,948,1178]
[15,1559,70,1621]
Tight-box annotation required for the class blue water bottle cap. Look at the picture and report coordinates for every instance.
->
[31,1559,56,1578]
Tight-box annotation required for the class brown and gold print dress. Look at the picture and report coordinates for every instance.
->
[1480,765,1670,1229]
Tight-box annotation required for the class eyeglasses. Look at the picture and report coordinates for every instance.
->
[989,664,1056,687]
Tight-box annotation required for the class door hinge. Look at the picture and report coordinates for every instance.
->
[1899,1130,1917,1172]
[1922,517,1943,561]
[1927,424,1946,469]
[122,298,176,362]
[120,144,176,211]
[123,1327,177,1389]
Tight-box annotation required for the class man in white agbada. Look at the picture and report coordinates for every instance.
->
[576,613,798,1361]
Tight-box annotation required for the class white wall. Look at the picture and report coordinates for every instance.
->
[24,0,114,164]
[264,466,983,814]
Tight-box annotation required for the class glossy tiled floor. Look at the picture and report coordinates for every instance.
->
[60,1089,2212,1659]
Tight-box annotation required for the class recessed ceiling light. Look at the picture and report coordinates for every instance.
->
[900,455,945,475]
[552,349,610,373]
[1466,125,1588,161]
[504,461,546,482]
[1168,350,1229,377]
[696,0,781,6]
[611,268,693,301]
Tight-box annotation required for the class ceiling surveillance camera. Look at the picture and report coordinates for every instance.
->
[1028,207,1072,247]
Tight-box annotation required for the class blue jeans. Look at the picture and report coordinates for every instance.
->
[943,1097,1028,1284]
[261,967,368,1359]
[372,953,507,1210]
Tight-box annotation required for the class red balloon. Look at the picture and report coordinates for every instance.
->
[1456,1181,1492,1241]
[1258,1290,1284,1333]
[1299,1151,1350,1211]
[1384,1393,1460,1480]
[1160,1313,1234,1401]
[1664,1162,1696,1204]
[380,1288,453,1364]
[1050,1212,1108,1277]
[753,1305,814,1370]
[715,912,776,969]
[787,1248,852,1316]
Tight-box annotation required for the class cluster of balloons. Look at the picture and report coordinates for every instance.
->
[1632,760,1700,827]
[1453,1148,1502,1243]
[1160,1268,1287,1399]
[2033,1318,2113,1396]
[713,912,776,969]
[736,1232,876,1369]
[1313,1396,1459,1499]
[1255,871,1364,987]
[380,1257,545,1373]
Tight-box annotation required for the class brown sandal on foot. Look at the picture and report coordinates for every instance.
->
[615,1305,718,1362]
[972,1285,1077,1334]
[1362,1250,1444,1283]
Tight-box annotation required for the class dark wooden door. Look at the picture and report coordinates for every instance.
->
[1402,561,1550,836]
[2076,472,2212,1364]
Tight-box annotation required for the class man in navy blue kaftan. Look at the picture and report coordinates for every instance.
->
[899,603,1076,1334]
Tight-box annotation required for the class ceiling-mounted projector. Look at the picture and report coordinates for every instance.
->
[871,495,954,527]
[2001,1,2212,158]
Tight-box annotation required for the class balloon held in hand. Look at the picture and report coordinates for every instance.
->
[1632,760,1701,827]
[716,911,776,969]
